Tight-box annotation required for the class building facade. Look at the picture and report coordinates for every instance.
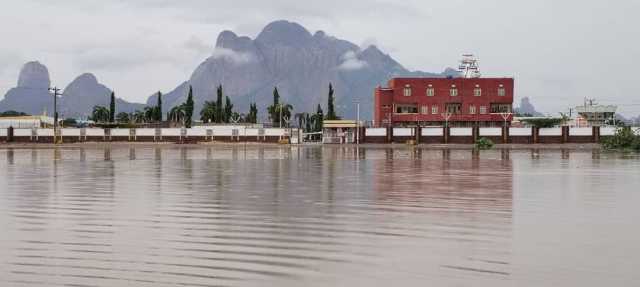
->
[374,77,514,127]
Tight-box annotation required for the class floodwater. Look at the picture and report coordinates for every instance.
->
[0,145,639,287]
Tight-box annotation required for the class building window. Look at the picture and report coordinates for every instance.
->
[480,106,488,114]
[498,84,506,97]
[426,86,435,97]
[403,85,412,97]
[421,105,428,114]
[432,106,438,114]
[474,85,482,97]
[396,105,418,114]
[446,103,461,114]
[450,85,458,97]
[469,105,476,114]
[490,104,512,113]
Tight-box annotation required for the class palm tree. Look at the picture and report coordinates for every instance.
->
[294,112,307,129]
[116,112,130,123]
[91,106,110,123]
[168,105,186,124]
[132,110,145,123]
[144,106,156,123]
[200,101,217,123]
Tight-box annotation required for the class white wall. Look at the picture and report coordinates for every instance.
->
[111,129,130,137]
[245,129,260,136]
[365,128,386,136]
[136,128,155,137]
[600,127,617,136]
[422,127,443,136]
[36,129,54,136]
[13,129,32,136]
[569,127,593,136]
[539,128,562,136]
[162,128,182,137]
[264,128,285,136]
[186,129,207,137]
[0,129,7,137]
[62,129,81,136]
[510,127,532,136]
[450,128,473,136]
[85,129,105,137]
[479,128,502,136]
[393,128,414,137]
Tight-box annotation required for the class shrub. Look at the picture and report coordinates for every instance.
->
[520,118,563,128]
[475,137,494,150]
[601,127,640,151]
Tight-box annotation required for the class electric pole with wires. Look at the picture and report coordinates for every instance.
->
[48,86,62,143]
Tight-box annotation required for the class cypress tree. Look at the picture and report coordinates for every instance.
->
[326,83,338,120]
[185,86,194,128]
[156,91,163,122]
[314,104,324,132]
[216,85,223,123]
[109,91,116,123]
[224,96,233,123]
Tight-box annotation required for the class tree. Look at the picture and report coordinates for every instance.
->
[520,118,563,128]
[267,87,281,126]
[0,110,29,117]
[326,83,340,120]
[245,103,258,124]
[313,104,324,132]
[132,110,145,123]
[90,106,110,123]
[144,106,156,123]
[200,101,216,123]
[305,113,312,133]
[156,91,163,122]
[109,91,116,123]
[223,96,234,123]
[295,112,307,129]
[116,112,130,123]
[62,118,77,127]
[184,86,194,128]
[216,85,224,123]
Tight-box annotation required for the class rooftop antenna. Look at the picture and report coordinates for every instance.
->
[458,54,481,78]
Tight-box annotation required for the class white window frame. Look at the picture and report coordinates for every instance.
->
[431,106,438,114]
[469,105,476,114]
[421,105,428,114]
[474,85,482,97]
[403,85,412,97]
[426,86,435,97]
[480,106,488,114]
[450,88,458,97]
[498,84,506,97]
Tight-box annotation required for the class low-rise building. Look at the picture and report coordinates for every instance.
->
[0,115,54,129]
[374,77,514,127]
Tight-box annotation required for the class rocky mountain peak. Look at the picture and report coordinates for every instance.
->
[256,20,312,46]
[17,61,50,89]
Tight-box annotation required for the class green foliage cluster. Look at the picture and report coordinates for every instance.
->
[520,118,563,128]
[267,87,293,127]
[0,110,29,117]
[475,137,495,150]
[601,127,640,151]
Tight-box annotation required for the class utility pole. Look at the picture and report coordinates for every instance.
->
[48,87,61,143]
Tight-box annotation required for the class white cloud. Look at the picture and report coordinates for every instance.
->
[211,48,254,64]
[338,51,368,71]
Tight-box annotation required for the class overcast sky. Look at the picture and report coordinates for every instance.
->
[1,0,639,115]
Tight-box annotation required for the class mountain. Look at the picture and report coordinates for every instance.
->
[0,63,145,118]
[59,73,144,118]
[514,97,544,116]
[0,61,54,116]
[147,20,453,120]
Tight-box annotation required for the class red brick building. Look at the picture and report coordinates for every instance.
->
[374,77,514,127]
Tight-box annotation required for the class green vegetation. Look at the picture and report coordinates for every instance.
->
[245,103,258,124]
[109,91,116,123]
[601,127,640,151]
[156,91,163,122]
[90,106,110,123]
[0,110,29,117]
[325,83,340,120]
[267,87,293,127]
[475,137,495,150]
[520,117,563,128]
[116,112,129,124]
[62,118,77,127]
[184,86,194,128]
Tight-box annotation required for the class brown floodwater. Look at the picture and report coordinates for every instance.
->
[0,145,639,286]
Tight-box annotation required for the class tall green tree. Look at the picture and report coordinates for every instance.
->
[313,104,324,132]
[223,96,234,123]
[109,91,116,123]
[216,85,224,123]
[326,83,339,120]
[116,112,130,123]
[246,103,258,124]
[184,86,194,128]
[200,101,217,123]
[267,87,281,126]
[156,91,163,122]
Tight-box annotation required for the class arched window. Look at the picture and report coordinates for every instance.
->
[403,85,412,97]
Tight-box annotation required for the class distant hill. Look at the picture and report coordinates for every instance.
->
[146,20,455,120]
[514,97,544,117]
[0,62,144,118]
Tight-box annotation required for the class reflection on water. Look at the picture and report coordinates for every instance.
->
[0,146,639,287]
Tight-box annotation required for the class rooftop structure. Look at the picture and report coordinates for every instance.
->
[574,99,617,126]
